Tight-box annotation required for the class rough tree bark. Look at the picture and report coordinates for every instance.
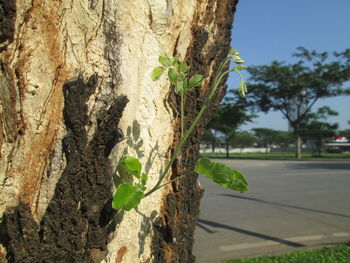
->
[0,0,239,262]
[295,135,302,159]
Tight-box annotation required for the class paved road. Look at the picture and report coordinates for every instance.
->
[193,159,350,263]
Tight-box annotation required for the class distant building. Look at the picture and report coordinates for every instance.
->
[323,136,350,153]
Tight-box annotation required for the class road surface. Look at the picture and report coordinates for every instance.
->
[193,159,350,263]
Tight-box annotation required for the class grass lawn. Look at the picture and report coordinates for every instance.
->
[201,152,350,161]
[221,244,350,263]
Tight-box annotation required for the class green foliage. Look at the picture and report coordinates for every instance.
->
[112,156,148,211]
[195,157,248,193]
[158,54,173,66]
[222,244,350,263]
[232,131,257,150]
[201,129,220,152]
[112,184,144,211]
[300,106,339,156]
[252,128,293,150]
[121,156,142,178]
[246,47,350,158]
[154,53,204,94]
[188,74,203,90]
[252,128,278,148]
[179,60,190,73]
[112,49,249,211]
[338,129,350,137]
[167,68,177,84]
[151,66,165,81]
[207,97,256,157]
[238,78,247,97]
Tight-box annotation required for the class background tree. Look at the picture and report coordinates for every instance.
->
[300,106,339,156]
[201,129,220,153]
[232,131,257,153]
[0,1,239,262]
[273,130,294,149]
[247,47,350,158]
[207,94,256,157]
[252,128,278,153]
[252,128,294,153]
[338,129,350,138]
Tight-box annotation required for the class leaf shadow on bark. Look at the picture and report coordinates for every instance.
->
[135,209,158,257]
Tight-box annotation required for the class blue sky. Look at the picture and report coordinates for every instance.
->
[227,0,350,131]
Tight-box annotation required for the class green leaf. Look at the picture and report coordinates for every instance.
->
[238,78,247,97]
[112,184,145,211]
[159,54,172,66]
[182,78,188,91]
[188,74,203,89]
[179,60,190,73]
[134,183,146,192]
[122,156,142,179]
[151,66,165,81]
[124,191,144,211]
[229,49,240,56]
[173,55,179,66]
[112,184,136,210]
[141,172,148,185]
[158,56,167,66]
[234,65,248,71]
[168,68,178,85]
[175,79,183,94]
[233,55,245,64]
[228,169,248,192]
[194,157,248,193]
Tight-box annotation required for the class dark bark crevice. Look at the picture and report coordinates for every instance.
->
[0,74,128,263]
[0,0,16,52]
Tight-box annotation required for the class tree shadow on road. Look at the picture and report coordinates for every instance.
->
[196,218,304,248]
[285,162,350,171]
[219,194,350,219]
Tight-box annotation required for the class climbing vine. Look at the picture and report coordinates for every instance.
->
[112,49,249,211]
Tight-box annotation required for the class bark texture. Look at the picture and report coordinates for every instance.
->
[0,0,239,262]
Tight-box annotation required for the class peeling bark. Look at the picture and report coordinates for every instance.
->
[0,0,239,262]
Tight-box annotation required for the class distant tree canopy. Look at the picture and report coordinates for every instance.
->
[246,47,350,158]
[201,129,220,153]
[300,106,339,156]
[252,128,293,153]
[206,94,256,157]
[338,129,350,137]
[231,131,257,152]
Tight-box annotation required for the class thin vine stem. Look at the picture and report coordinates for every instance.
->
[144,58,233,198]
[157,171,194,189]
[181,91,184,138]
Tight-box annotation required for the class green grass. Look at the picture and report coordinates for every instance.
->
[221,244,350,263]
[201,152,350,161]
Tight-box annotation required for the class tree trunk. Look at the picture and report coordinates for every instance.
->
[295,135,302,159]
[225,140,230,158]
[0,0,238,262]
